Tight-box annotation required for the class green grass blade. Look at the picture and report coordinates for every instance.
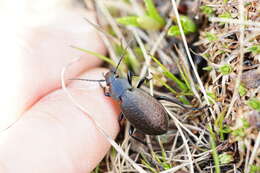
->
[176,63,192,91]
[151,55,188,91]
[178,95,190,105]
[140,153,157,173]
[137,15,162,30]
[214,108,227,141]
[208,125,221,173]
[116,16,140,27]
[153,75,177,94]
[114,44,140,73]
[71,46,116,67]
[168,16,197,36]
[144,0,165,26]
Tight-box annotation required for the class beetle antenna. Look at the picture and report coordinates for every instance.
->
[69,78,105,82]
[114,39,134,73]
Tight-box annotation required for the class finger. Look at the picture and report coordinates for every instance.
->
[0,3,106,129]
[0,68,121,173]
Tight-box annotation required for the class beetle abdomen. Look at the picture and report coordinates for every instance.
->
[120,89,168,135]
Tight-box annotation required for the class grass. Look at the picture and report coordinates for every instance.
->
[208,125,220,173]
[73,0,260,172]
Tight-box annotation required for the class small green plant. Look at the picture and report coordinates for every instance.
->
[238,84,247,96]
[248,45,260,54]
[205,32,218,41]
[167,25,182,36]
[219,64,232,75]
[116,0,165,30]
[250,165,260,173]
[219,153,234,164]
[203,66,213,71]
[168,15,197,36]
[241,118,250,128]
[232,118,250,140]
[246,98,260,111]
[218,12,232,24]
[200,6,214,16]
[219,12,232,19]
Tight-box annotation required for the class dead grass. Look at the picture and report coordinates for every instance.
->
[78,0,260,172]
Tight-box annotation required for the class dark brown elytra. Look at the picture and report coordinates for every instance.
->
[104,70,169,135]
[71,45,206,144]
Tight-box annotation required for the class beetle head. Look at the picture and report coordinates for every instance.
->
[104,69,119,85]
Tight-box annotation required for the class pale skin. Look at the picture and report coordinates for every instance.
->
[0,1,120,173]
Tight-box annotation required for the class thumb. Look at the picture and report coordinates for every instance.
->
[0,68,121,173]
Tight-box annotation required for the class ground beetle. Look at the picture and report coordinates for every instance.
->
[72,49,206,144]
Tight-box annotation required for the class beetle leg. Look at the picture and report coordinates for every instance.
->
[118,112,125,128]
[155,95,185,107]
[99,82,110,97]
[155,95,209,110]
[127,71,134,86]
[137,76,151,88]
[129,126,147,145]
[118,112,124,122]
[191,105,210,111]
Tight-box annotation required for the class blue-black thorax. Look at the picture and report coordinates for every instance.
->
[109,77,132,100]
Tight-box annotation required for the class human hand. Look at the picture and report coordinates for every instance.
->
[0,1,120,172]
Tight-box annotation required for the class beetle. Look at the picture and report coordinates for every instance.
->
[104,69,169,136]
[71,46,207,144]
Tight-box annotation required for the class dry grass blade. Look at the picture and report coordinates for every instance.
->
[226,0,245,119]
[166,108,194,173]
[209,17,260,27]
